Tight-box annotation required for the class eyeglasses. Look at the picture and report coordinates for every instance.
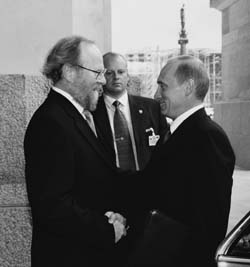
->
[76,64,106,80]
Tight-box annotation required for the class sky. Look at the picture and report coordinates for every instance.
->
[111,0,222,53]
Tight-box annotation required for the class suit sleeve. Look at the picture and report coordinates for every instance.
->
[191,129,235,252]
[24,115,115,248]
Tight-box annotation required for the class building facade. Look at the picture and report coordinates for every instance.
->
[211,0,250,169]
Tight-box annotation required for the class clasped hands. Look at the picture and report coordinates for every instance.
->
[105,211,128,243]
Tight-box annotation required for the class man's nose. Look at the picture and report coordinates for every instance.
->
[113,71,121,79]
[98,74,106,85]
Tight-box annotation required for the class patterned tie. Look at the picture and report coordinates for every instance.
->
[83,110,97,137]
[113,100,136,171]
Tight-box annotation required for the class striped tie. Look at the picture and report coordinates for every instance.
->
[83,110,97,137]
[113,100,136,171]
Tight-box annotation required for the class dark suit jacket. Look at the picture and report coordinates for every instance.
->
[24,90,124,267]
[93,94,168,171]
[133,108,235,267]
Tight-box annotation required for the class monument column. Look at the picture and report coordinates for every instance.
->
[178,5,189,55]
[0,1,111,266]
[210,0,250,169]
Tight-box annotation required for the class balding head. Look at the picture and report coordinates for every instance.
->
[166,55,209,101]
[102,52,129,99]
[42,35,95,85]
[155,55,209,119]
[103,52,128,69]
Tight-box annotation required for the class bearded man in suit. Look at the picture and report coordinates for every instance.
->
[130,55,235,267]
[24,36,128,267]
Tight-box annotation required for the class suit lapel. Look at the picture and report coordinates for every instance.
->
[48,90,116,170]
[159,108,208,150]
[93,96,116,161]
[74,117,115,169]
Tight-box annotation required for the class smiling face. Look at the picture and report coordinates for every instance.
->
[154,60,186,120]
[103,54,129,98]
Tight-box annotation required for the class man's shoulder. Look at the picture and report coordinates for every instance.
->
[28,91,77,128]
[188,111,233,150]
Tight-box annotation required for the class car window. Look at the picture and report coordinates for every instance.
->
[229,225,250,258]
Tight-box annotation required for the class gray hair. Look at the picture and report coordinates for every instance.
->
[42,35,94,85]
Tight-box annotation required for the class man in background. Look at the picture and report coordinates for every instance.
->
[24,36,127,267]
[93,52,168,173]
[93,52,168,265]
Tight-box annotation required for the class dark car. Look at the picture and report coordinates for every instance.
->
[216,211,250,266]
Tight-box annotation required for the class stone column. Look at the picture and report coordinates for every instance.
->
[210,0,250,169]
[0,1,111,266]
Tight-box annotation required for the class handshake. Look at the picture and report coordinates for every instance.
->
[105,211,129,243]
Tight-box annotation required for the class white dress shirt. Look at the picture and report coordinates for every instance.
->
[52,87,94,130]
[170,103,204,134]
[104,93,139,170]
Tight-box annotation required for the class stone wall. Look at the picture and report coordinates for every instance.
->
[0,0,112,264]
[0,73,144,266]
[0,75,49,267]
[211,0,250,169]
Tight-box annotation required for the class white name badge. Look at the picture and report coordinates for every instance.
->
[146,127,160,146]
[148,134,160,146]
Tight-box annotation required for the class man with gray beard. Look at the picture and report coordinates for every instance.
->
[24,36,127,267]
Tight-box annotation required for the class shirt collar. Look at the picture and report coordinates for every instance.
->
[170,103,204,134]
[52,86,84,114]
[103,92,129,109]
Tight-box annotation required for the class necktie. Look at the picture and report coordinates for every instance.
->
[163,129,171,143]
[83,110,97,137]
[113,100,136,171]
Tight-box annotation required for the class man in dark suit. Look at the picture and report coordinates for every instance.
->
[93,52,168,172]
[24,36,128,267]
[92,52,168,265]
[131,55,235,267]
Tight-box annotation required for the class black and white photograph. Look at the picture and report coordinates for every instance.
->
[0,0,250,266]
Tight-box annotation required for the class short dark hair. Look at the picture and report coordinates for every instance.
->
[174,55,209,100]
[42,35,94,85]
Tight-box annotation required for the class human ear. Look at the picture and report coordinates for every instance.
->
[62,64,76,83]
[184,79,194,96]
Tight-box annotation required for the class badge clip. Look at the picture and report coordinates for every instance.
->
[146,128,160,146]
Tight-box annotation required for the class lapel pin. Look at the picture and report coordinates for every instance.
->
[139,109,143,114]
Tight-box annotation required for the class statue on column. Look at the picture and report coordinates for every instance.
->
[178,4,188,55]
[181,4,185,32]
